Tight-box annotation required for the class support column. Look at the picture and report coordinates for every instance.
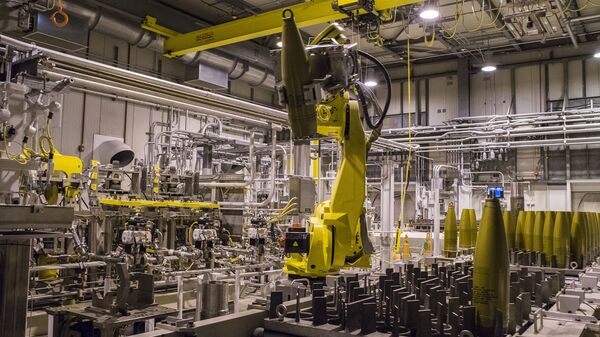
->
[457,58,471,118]
[380,159,395,270]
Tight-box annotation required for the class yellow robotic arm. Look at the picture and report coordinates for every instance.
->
[280,10,386,278]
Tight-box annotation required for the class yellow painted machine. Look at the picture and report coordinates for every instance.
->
[279,10,391,278]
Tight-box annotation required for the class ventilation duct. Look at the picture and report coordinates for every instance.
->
[94,138,135,168]
[54,1,276,89]
[23,11,88,51]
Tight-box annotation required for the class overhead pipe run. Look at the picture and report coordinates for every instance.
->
[40,69,280,128]
[57,0,276,89]
[379,109,600,152]
[0,34,285,123]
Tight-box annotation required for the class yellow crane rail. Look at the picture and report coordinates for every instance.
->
[142,0,421,57]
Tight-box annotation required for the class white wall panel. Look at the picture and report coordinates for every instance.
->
[81,94,101,163]
[547,63,564,101]
[515,65,543,114]
[98,97,126,139]
[126,104,152,162]
[585,58,600,97]
[568,60,584,99]
[428,76,457,125]
[530,185,568,211]
[470,69,511,116]
[378,81,401,116]
[401,81,417,123]
[419,80,426,114]
[59,91,85,158]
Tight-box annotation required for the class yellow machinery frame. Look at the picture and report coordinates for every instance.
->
[141,0,421,56]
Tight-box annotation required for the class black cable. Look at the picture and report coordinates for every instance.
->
[356,49,392,130]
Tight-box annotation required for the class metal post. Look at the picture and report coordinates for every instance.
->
[400,169,405,228]
[176,275,183,319]
[432,176,442,256]
[195,275,203,321]
[234,269,241,313]
[381,159,395,269]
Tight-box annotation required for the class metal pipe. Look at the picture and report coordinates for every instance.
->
[162,263,275,277]
[73,87,225,131]
[195,275,203,321]
[386,116,600,144]
[385,113,600,139]
[415,136,600,152]
[29,261,106,272]
[0,34,285,124]
[41,69,279,128]
[571,14,600,23]
[176,275,184,319]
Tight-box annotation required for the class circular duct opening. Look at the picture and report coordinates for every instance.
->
[96,139,135,168]
[110,148,135,167]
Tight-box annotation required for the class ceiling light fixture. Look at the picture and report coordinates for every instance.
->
[365,80,378,87]
[276,41,283,48]
[594,51,600,59]
[419,7,439,20]
[481,65,497,72]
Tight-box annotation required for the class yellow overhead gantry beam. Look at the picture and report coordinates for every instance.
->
[143,0,421,57]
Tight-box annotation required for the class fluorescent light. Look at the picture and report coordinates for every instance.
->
[419,8,439,20]
[276,41,283,48]
[365,80,378,87]
[594,51,600,59]
[482,65,497,72]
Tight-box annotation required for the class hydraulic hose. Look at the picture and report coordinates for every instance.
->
[356,49,392,130]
